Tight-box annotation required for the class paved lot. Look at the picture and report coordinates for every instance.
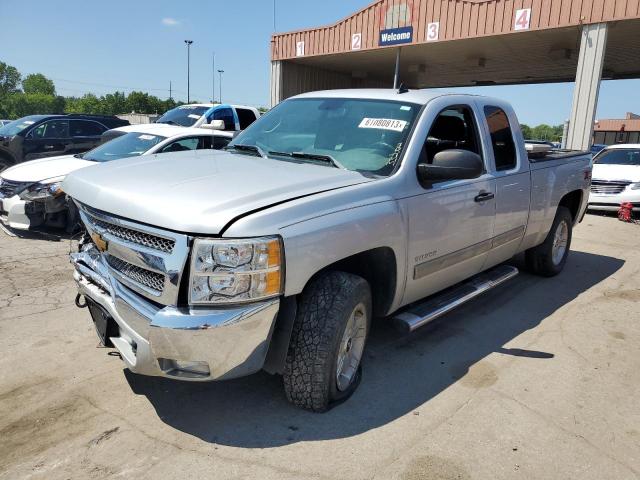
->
[0,214,639,480]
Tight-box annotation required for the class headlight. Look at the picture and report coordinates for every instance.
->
[189,237,283,305]
[19,181,63,201]
[630,182,640,190]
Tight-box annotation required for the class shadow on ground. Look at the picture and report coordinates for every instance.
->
[125,250,623,448]
[0,223,76,242]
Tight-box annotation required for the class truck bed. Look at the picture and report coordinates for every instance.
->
[528,149,591,163]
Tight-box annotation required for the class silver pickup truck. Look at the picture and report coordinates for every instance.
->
[63,89,592,412]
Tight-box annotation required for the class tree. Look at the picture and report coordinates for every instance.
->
[22,73,56,95]
[0,61,21,97]
[4,93,65,117]
[520,124,532,139]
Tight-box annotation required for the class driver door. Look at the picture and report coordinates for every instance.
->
[402,101,496,305]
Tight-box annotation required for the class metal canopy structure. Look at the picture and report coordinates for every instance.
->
[270,0,640,149]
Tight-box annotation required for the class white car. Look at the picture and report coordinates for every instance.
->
[0,125,233,231]
[138,103,258,130]
[588,144,640,212]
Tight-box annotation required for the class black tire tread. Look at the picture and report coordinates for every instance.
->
[283,271,370,412]
[525,206,573,277]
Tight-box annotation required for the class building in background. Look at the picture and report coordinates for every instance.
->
[594,113,640,145]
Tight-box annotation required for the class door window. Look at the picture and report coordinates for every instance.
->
[213,135,230,149]
[160,136,220,153]
[212,108,236,131]
[70,120,106,137]
[484,106,517,171]
[422,105,482,163]
[30,120,69,139]
[236,108,257,130]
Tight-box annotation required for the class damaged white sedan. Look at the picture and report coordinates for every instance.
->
[0,125,233,231]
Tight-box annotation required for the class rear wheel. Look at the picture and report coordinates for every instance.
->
[283,271,371,412]
[525,206,573,277]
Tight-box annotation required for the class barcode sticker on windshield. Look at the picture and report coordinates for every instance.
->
[188,114,201,119]
[359,118,407,132]
[139,134,155,140]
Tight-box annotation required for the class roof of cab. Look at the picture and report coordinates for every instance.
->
[290,88,483,105]
[602,143,640,149]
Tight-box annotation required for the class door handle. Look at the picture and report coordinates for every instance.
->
[474,191,495,202]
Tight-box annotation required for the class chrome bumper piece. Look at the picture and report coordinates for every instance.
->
[71,247,280,381]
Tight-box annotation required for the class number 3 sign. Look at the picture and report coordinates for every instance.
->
[514,8,531,30]
[426,22,439,42]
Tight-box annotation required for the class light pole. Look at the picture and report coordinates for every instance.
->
[184,40,193,103]
[217,69,224,103]
[211,52,216,103]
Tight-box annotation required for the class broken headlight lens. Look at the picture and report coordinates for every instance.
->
[189,237,283,305]
[19,178,64,201]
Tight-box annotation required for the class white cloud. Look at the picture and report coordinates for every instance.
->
[161,18,180,27]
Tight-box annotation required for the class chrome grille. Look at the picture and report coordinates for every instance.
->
[590,180,631,195]
[106,255,165,293]
[0,179,29,198]
[86,212,175,253]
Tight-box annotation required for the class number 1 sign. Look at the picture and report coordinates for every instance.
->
[514,8,531,30]
[296,41,305,56]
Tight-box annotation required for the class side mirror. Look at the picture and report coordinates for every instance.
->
[202,119,225,130]
[417,149,483,184]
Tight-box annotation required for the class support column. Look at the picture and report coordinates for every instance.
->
[566,23,608,150]
[270,61,283,108]
[393,48,402,89]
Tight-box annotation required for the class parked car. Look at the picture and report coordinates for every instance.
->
[590,143,607,155]
[0,114,129,171]
[588,144,640,212]
[155,103,259,130]
[0,125,233,231]
[64,89,592,412]
[0,120,11,128]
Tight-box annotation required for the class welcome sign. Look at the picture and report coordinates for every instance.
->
[379,26,413,46]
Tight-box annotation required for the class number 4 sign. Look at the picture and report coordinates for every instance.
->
[296,41,305,57]
[514,8,531,30]
[352,33,362,50]
[426,22,439,42]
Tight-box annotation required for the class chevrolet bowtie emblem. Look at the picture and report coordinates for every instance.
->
[90,231,108,252]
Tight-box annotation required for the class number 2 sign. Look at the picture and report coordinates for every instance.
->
[514,8,531,30]
[426,22,440,42]
[352,33,362,50]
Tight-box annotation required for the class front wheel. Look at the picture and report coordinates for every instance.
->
[525,206,573,277]
[283,271,372,412]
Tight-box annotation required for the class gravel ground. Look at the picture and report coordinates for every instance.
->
[0,213,638,480]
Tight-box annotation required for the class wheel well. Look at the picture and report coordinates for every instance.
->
[559,190,583,223]
[314,247,397,318]
[0,150,15,166]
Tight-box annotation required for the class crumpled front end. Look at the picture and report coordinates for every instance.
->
[0,178,70,230]
[70,202,280,381]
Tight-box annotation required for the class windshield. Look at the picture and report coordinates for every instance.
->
[594,148,640,166]
[0,115,48,136]
[230,98,421,176]
[82,132,167,162]
[156,105,209,127]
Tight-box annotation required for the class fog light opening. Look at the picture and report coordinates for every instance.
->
[158,358,211,379]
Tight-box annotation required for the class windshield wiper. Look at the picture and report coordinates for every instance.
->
[291,152,345,169]
[224,144,266,158]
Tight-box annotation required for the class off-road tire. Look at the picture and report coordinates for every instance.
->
[283,271,372,412]
[525,206,573,277]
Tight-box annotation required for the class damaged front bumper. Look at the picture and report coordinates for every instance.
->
[71,245,280,381]
[0,193,68,230]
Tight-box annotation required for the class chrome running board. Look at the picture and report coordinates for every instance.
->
[393,265,519,333]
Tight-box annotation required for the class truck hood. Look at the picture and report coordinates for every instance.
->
[2,155,94,183]
[592,163,640,183]
[62,149,374,234]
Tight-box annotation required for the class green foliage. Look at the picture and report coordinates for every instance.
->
[0,61,21,98]
[521,123,564,142]
[2,93,66,117]
[22,73,56,95]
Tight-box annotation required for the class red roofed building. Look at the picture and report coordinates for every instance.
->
[594,113,640,145]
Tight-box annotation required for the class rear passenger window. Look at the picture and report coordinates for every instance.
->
[236,108,257,130]
[70,120,106,137]
[484,106,517,171]
[213,136,230,149]
[423,105,482,164]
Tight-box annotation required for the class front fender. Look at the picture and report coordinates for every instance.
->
[279,200,407,311]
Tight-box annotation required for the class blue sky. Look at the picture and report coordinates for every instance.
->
[0,0,638,125]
